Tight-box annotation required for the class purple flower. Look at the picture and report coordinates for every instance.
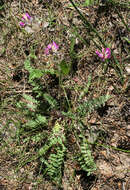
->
[44,41,59,55]
[96,48,111,61]
[23,13,31,20]
[19,13,32,27]
[19,22,25,27]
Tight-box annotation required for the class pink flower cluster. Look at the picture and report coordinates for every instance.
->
[44,41,59,55]
[96,48,111,61]
[19,13,32,27]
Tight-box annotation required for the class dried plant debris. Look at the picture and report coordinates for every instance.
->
[0,0,130,189]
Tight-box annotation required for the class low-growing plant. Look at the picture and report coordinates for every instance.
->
[15,51,112,187]
[78,135,97,176]
[69,0,127,84]
[1,0,129,188]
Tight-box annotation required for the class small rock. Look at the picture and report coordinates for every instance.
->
[126,125,130,130]
[114,165,126,179]
[97,160,113,178]
[87,126,99,144]
[125,64,130,75]
[113,153,130,179]
[126,130,130,137]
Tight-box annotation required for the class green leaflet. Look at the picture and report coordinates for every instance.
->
[59,60,71,76]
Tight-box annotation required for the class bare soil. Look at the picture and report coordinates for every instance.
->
[0,0,130,189]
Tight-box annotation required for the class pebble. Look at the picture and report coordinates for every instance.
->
[125,64,130,75]
[126,125,130,130]
[126,130,130,137]
[97,160,113,178]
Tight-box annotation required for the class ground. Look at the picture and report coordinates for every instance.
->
[0,0,130,190]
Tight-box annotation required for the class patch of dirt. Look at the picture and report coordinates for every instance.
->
[0,0,130,189]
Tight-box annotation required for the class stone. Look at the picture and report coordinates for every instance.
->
[97,160,113,178]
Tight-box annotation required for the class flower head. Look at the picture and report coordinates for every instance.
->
[96,48,111,61]
[19,13,32,27]
[22,13,31,20]
[19,22,25,27]
[44,41,59,55]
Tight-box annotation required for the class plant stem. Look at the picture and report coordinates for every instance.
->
[68,0,124,83]
[68,0,106,47]
[115,7,130,32]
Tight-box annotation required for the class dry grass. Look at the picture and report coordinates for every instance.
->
[0,0,130,189]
